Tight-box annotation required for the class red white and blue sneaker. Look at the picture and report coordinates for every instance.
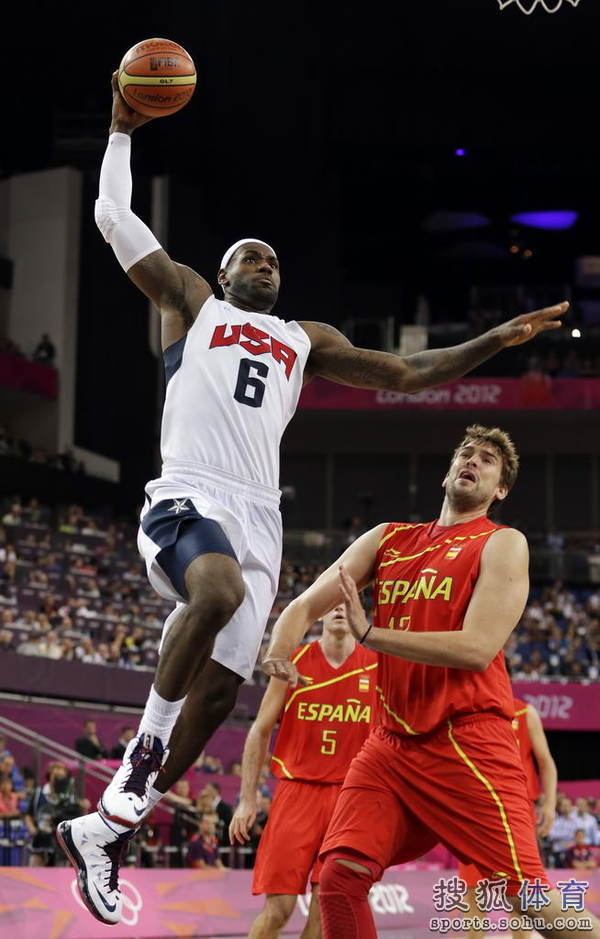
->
[56,811,135,925]
[98,732,168,827]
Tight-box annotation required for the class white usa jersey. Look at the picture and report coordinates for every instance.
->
[159,295,311,491]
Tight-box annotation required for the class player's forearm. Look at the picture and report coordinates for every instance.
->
[95,133,161,272]
[401,329,505,393]
[364,628,484,670]
[238,724,271,804]
[266,596,314,661]
[538,758,557,813]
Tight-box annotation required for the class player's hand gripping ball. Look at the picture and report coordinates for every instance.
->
[118,38,196,118]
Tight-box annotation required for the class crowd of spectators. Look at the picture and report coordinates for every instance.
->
[0,427,85,474]
[543,795,600,870]
[1,495,600,683]
[0,333,56,367]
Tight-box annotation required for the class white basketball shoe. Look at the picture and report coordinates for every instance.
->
[56,811,135,925]
[98,732,168,827]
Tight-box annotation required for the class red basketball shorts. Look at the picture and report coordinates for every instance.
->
[320,717,549,895]
[253,779,342,895]
[458,801,539,888]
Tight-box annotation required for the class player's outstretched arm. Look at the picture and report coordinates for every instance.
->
[228,678,287,845]
[526,704,558,836]
[262,524,386,684]
[340,528,530,670]
[94,73,212,349]
[300,303,567,393]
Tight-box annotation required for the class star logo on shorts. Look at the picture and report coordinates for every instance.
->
[168,498,190,515]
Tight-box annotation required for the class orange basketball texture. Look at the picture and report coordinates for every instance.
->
[118,38,196,118]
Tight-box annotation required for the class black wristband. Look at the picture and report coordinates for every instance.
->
[359,624,373,645]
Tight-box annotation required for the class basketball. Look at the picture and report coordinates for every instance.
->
[118,38,196,118]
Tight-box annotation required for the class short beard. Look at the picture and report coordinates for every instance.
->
[446,483,489,514]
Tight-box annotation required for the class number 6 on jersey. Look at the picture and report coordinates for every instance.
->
[234,358,269,408]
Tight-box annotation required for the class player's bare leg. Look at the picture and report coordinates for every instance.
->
[514,888,600,939]
[248,894,298,939]
[153,660,243,793]
[154,553,245,700]
[301,886,323,939]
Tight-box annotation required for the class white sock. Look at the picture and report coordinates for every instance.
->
[147,785,164,810]
[137,685,186,745]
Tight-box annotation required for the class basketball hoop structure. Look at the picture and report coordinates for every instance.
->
[497,0,581,12]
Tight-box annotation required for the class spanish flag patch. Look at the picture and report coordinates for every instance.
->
[359,675,370,693]
[445,545,462,560]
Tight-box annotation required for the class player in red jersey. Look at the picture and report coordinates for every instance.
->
[262,424,600,939]
[229,606,377,939]
[460,697,558,939]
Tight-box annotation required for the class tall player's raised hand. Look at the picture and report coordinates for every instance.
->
[495,301,568,347]
[339,566,370,642]
[109,71,155,134]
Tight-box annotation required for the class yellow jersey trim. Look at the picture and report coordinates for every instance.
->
[292,644,312,665]
[376,686,418,735]
[377,528,499,568]
[378,524,426,552]
[284,663,378,714]
[271,755,294,779]
[513,706,528,717]
[447,719,523,882]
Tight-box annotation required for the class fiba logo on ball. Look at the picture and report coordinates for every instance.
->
[70,877,143,926]
[497,0,581,12]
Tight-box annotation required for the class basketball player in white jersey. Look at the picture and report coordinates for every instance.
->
[56,72,567,925]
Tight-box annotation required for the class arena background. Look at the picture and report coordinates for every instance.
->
[1,1,599,936]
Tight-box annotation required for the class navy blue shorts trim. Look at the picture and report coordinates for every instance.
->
[141,498,238,601]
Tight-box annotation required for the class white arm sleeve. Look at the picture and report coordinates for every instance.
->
[94,133,161,272]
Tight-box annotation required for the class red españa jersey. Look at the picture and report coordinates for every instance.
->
[271,640,378,784]
[512,697,541,800]
[374,516,514,735]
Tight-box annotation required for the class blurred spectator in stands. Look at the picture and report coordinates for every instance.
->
[0,544,17,565]
[200,781,232,847]
[228,761,242,777]
[32,334,56,367]
[16,630,44,656]
[343,514,365,545]
[0,628,14,652]
[187,813,223,869]
[74,719,107,759]
[549,796,579,866]
[203,755,224,775]
[75,636,104,665]
[546,528,565,552]
[25,762,88,866]
[1,502,21,526]
[570,797,600,846]
[0,737,9,759]
[37,630,63,660]
[566,829,598,870]
[0,774,20,818]
[0,755,24,795]
[110,726,135,760]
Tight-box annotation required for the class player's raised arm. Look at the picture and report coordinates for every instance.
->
[262,524,386,684]
[340,527,530,670]
[228,678,288,845]
[94,73,212,348]
[300,303,567,393]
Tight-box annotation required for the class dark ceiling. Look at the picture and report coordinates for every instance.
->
[5,1,600,317]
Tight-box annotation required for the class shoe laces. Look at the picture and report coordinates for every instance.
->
[122,744,164,798]
[96,834,131,893]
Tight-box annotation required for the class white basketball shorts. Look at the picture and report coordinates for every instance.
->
[137,465,282,682]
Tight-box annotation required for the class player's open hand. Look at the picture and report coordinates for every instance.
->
[261,655,307,687]
[109,71,155,134]
[229,799,257,845]
[537,803,555,838]
[339,565,370,641]
[494,301,568,348]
